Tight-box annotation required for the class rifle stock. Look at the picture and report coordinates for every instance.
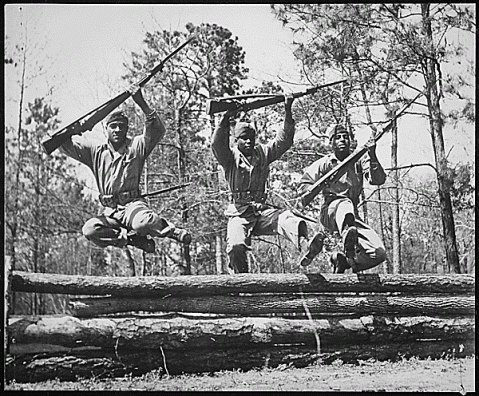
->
[300,91,424,207]
[206,79,348,116]
[41,34,197,155]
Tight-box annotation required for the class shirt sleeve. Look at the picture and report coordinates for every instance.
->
[59,135,95,169]
[264,118,295,163]
[142,113,165,157]
[211,118,234,169]
[297,158,323,195]
[362,154,386,185]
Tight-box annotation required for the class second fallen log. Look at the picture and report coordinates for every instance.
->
[69,293,475,318]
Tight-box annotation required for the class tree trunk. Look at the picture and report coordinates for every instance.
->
[8,315,475,351]
[390,119,402,274]
[215,233,224,274]
[12,271,475,297]
[6,339,474,383]
[376,188,388,274]
[123,247,136,277]
[421,4,460,274]
[69,293,475,318]
[173,103,191,275]
[7,34,29,316]
[143,157,150,276]
[5,257,13,359]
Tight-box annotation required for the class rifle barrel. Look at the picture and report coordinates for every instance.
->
[138,33,198,88]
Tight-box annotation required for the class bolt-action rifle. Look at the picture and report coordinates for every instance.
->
[41,34,197,155]
[205,79,349,116]
[299,91,424,208]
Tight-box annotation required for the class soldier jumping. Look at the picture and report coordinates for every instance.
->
[211,96,324,273]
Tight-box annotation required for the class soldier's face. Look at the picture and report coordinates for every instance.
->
[107,121,128,146]
[236,131,256,157]
[332,131,350,154]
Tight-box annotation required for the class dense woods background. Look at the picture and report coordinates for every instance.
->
[4,4,475,315]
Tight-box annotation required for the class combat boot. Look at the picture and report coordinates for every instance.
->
[167,228,192,244]
[343,225,358,257]
[127,233,156,253]
[299,232,325,267]
[330,251,350,273]
[343,225,358,272]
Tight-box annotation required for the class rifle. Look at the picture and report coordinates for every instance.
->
[42,34,197,155]
[300,91,424,208]
[206,79,349,116]
[140,182,191,198]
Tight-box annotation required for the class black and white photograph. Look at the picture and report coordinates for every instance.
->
[4,3,475,392]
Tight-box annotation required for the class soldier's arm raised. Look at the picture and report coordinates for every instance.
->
[211,109,236,167]
[266,95,295,163]
[364,130,386,185]
[130,87,166,156]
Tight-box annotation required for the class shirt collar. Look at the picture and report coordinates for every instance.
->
[232,145,258,170]
[107,137,131,156]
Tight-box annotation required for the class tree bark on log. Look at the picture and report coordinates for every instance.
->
[8,315,475,351]
[69,293,475,318]
[11,271,475,297]
[6,339,475,383]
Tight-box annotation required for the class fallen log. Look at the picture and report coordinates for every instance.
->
[8,315,475,350]
[6,353,128,383]
[8,315,116,348]
[69,293,475,318]
[6,339,475,383]
[11,271,475,297]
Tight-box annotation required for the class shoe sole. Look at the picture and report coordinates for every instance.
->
[299,233,324,267]
[299,255,313,267]
[344,226,358,258]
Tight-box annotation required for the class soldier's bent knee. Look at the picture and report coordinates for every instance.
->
[376,247,387,264]
[82,218,101,240]
[130,211,158,234]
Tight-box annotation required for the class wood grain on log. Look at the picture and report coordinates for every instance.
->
[11,271,475,297]
[69,293,475,318]
[8,315,475,351]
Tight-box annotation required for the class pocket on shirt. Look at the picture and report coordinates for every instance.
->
[120,158,139,185]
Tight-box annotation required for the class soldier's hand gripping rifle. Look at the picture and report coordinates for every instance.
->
[299,91,424,208]
[206,79,349,116]
[41,34,197,155]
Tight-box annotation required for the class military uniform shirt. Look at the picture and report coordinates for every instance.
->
[212,118,295,216]
[298,151,386,209]
[60,116,162,197]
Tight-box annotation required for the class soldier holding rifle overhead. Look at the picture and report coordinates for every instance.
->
[211,95,325,274]
[60,85,191,254]
[298,123,387,273]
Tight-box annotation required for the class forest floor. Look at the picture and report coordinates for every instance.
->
[5,355,475,392]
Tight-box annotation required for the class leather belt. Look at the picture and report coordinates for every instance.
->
[99,189,140,208]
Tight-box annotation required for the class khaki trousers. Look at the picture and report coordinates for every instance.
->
[82,199,172,248]
[226,206,306,273]
[321,198,386,270]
